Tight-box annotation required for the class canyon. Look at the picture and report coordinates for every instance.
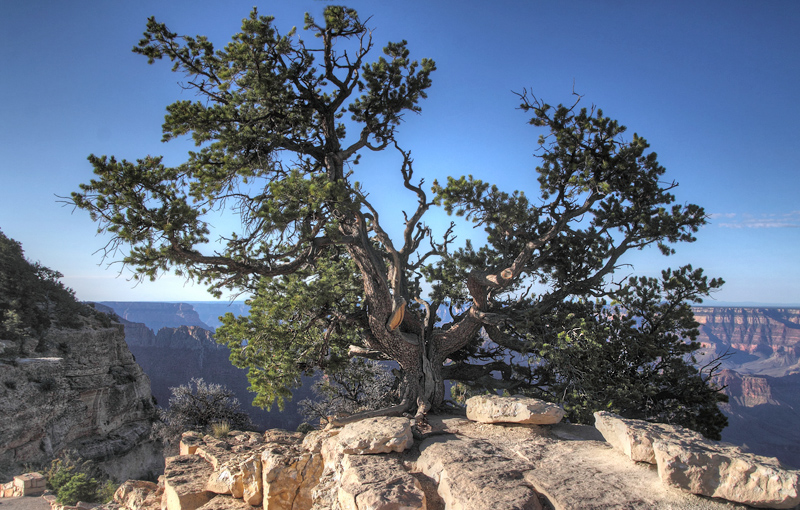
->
[96,303,310,432]
[693,307,800,467]
[101,302,800,470]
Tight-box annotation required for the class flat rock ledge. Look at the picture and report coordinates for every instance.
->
[466,395,565,425]
[594,411,800,509]
[84,411,800,510]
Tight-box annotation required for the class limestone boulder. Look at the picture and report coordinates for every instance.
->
[180,432,203,456]
[206,462,244,499]
[593,411,703,464]
[196,436,236,471]
[162,455,215,510]
[417,435,541,509]
[466,395,564,425]
[337,454,426,510]
[12,472,46,496]
[653,438,800,509]
[594,411,800,509]
[302,429,333,454]
[239,455,262,506]
[113,480,160,510]
[263,430,304,445]
[196,432,266,502]
[262,443,323,510]
[334,417,413,455]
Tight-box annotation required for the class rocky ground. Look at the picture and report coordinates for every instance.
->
[8,395,798,510]
[72,395,800,510]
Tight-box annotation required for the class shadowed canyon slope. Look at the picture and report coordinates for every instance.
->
[97,303,310,432]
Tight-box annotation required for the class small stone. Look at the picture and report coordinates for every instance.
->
[180,432,204,456]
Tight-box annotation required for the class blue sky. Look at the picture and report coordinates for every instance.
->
[1,0,798,305]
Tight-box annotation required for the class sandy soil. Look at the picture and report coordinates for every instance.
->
[0,497,50,510]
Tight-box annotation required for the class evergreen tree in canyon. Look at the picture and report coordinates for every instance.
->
[70,7,728,438]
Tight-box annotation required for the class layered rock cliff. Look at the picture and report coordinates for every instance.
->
[0,313,162,482]
[0,230,162,482]
[693,307,800,376]
[713,369,800,468]
[691,307,800,468]
[100,302,211,333]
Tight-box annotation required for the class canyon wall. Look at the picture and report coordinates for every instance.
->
[692,307,800,468]
[0,314,162,482]
[100,302,211,332]
[693,307,800,376]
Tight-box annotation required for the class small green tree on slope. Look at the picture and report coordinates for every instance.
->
[70,6,727,438]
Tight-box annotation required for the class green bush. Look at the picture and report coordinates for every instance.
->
[0,229,94,344]
[56,473,99,506]
[45,452,116,505]
[97,480,118,503]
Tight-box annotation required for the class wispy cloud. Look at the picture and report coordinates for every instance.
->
[711,211,800,228]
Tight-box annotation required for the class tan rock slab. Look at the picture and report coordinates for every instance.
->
[337,454,426,510]
[524,436,720,510]
[197,431,267,500]
[206,462,244,499]
[301,429,333,454]
[262,430,304,445]
[418,435,541,510]
[195,495,257,510]
[239,455,261,506]
[593,411,703,464]
[653,438,800,509]
[163,455,215,510]
[13,472,46,495]
[335,417,413,455]
[180,432,204,456]
[466,395,564,425]
[262,443,323,510]
[196,437,236,471]
[114,480,160,510]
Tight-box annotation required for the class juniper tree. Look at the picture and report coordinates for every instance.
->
[71,6,727,437]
